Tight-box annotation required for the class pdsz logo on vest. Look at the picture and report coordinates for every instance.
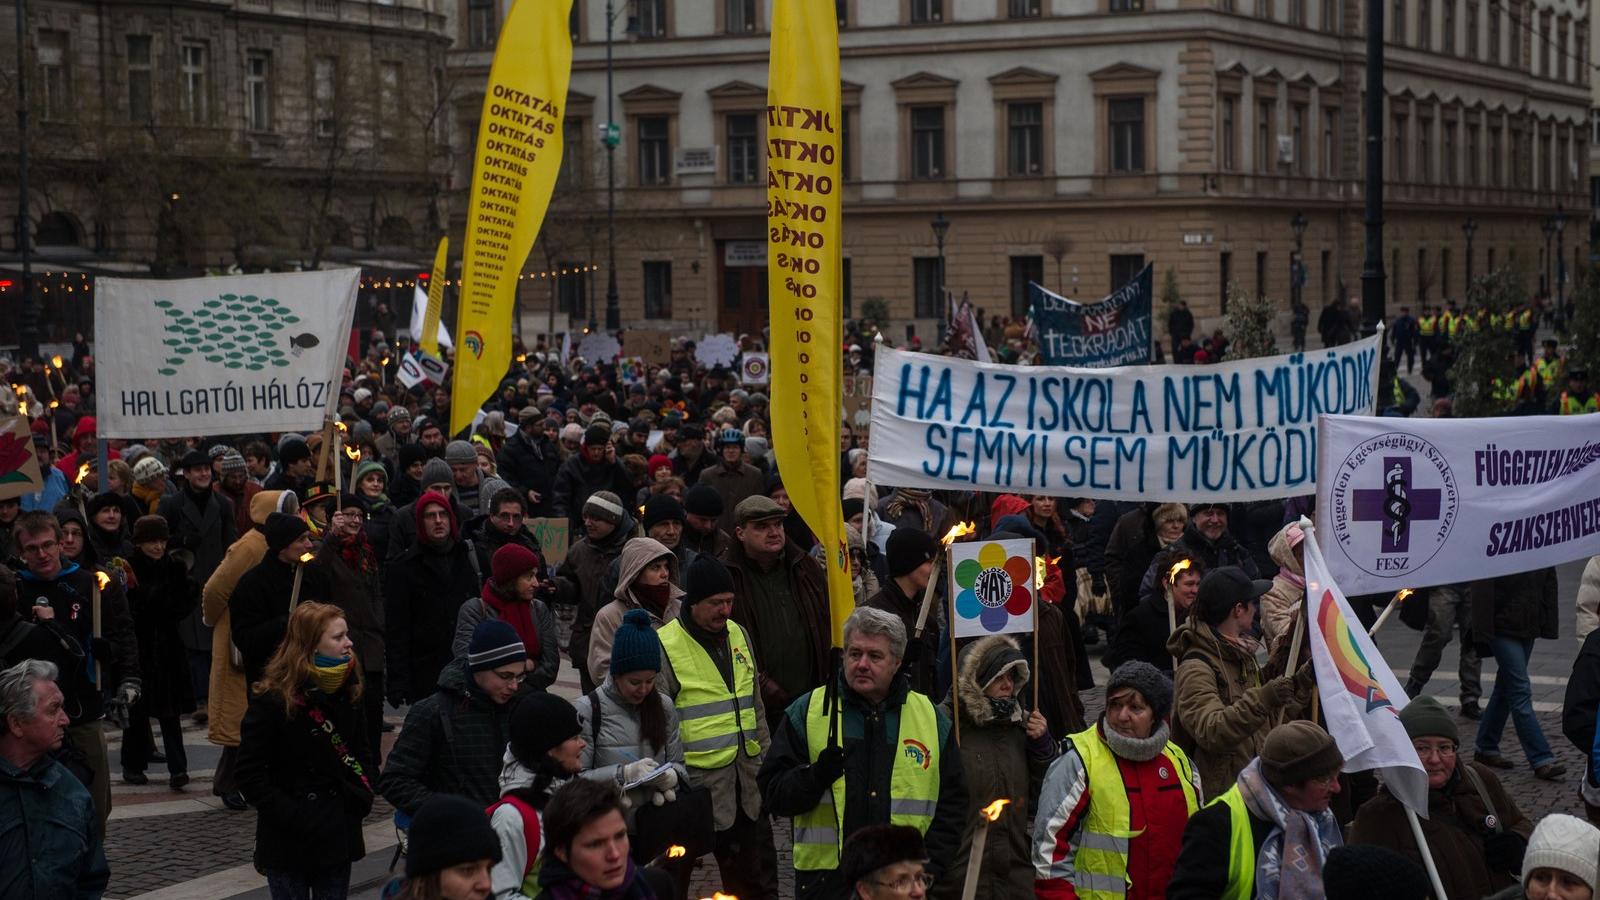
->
[902,738,932,770]
[1328,432,1458,580]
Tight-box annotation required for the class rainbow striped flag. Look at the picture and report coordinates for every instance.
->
[1304,529,1430,815]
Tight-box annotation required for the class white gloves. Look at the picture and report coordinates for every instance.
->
[649,788,677,806]
[620,758,660,785]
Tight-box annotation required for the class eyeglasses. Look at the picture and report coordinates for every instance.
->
[871,872,935,893]
[1413,742,1457,759]
[1310,771,1343,788]
[20,539,58,557]
[489,669,526,684]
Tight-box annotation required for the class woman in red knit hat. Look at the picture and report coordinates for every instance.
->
[452,544,559,691]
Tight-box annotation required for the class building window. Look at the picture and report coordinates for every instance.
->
[1417,116,1431,182]
[1257,99,1276,173]
[1440,247,1451,298]
[559,118,586,188]
[1322,0,1340,31]
[468,0,497,48]
[1320,249,1331,302]
[1322,107,1341,177]
[1110,255,1145,292]
[569,2,582,41]
[913,257,942,318]
[837,0,849,27]
[1542,11,1553,78]
[245,51,272,132]
[1220,252,1232,313]
[725,0,757,32]
[313,56,337,138]
[1556,17,1567,81]
[379,61,401,139]
[842,257,853,317]
[1290,0,1306,26]
[1488,2,1499,62]
[1392,0,1406,43]
[1391,248,1401,305]
[1442,120,1456,185]
[726,113,759,184]
[1108,97,1145,173]
[636,0,668,38]
[910,106,946,179]
[1466,0,1478,56]
[637,115,670,185]
[1010,256,1043,317]
[910,0,942,22]
[1508,2,1521,67]
[1290,103,1307,174]
[180,42,208,125]
[1391,113,1407,181]
[1417,0,1430,49]
[1442,0,1455,53]
[37,31,69,121]
[642,261,672,318]
[1110,0,1145,11]
[558,261,588,315]
[1467,119,1480,185]
[1255,250,1267,300]
[1220,96,1239,171]
[1488,123,1502,186]
[1007,102,1044,176]
[840,108,853,180]
[126,35,152,123]
[1009,0,1042,17]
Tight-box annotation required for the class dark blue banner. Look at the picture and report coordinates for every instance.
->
[1030,264,1153,367]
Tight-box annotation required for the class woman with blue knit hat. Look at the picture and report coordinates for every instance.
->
[573,609,685,836]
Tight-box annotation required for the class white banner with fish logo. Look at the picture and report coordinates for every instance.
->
[94,269,360,439]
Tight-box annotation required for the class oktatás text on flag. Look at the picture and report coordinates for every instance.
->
[1317,412,1600,596]
[866,335,1380,502]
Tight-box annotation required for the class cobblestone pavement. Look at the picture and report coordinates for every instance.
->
[102,523,1590,897]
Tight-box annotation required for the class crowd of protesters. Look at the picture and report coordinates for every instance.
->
[0,313,1597,900]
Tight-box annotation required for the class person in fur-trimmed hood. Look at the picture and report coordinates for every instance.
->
[929,635,1055,900]
[585,537,683,685]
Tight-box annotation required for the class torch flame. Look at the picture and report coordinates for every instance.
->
[666,845,686,859]
[980,798,1011,821]
[95,572,111,590]
[380,356,391,367]
[14,384,25,395]
[334,420,348,434]
[1396,588,1414,602]
[50,355,63,369]
[75,463,90,485]
[344,444,360,461]
[941,521,976,547]
[1167,558,1193,581]
[48,400,59,409]
[516,353,528,363]
[298,552,315,564]
[698,894,738,900]
[1035,557,1047,589]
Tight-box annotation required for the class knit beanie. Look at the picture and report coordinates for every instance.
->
[220,452,248,476]
[839,824,927,890]
[466,619,526,674]
[132,456,166,484]
[444,440,477,465]
[684,553,735,605]
[353,459,388,487]
[683,483,723,518]
[583,491,626,526]
[642,494,685,531]
[886,528,939,579]
[278,439,312,467]
[1523,814,1600,891]
[263,512,310,555]
[584,423,611,446]
[608,608,661,676]
[1323,845,1431,900]
[420,458,453,489]
[398,443,427,472]
[647,454,673,478]
[1259,721,1343,789]
[843,497,865,522]
[404,793,503,877]
[509,692,583,769]
[1398,695,1458,745]
[490,544,541,586]
[390,404,412,423]
[1105,661,1174,721]
[131,515,169,544]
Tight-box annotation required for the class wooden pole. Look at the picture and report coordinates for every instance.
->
[1406,803,1451,899]
[949,562,960,746]
[313,417,335,484]
[1032,591,1041,712]
[914,556,944,639]
[90,576,103,688]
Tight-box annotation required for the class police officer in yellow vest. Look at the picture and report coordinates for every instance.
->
[656,554,779,899]
[1536,339,1564,389]
[759,606,967,899]
[1034,662,1200,899]
[1168,721,1346,900]
[1417,307,1438,365]
[1553,368,1600,415]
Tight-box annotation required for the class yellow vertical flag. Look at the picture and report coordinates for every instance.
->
[420,236,448,357]
[451,0,573,438]
[767,1,851,646]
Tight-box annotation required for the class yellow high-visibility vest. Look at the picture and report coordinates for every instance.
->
[657,618,762,769]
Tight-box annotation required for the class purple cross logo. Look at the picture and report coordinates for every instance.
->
[1351,457,1443,553]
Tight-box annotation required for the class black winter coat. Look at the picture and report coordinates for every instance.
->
[158,486,236,654]
[0,614,86,716]
[550,455,634,532]
[496,430,562,517]
[231,556,323,684]
[16,563,140,722]
[1166,797,1274,900]
[305,537,386,675]
[383,539,483,705]
[384,495,470,563]
[1103,591,1178,676]
[378,659,515,814]
[1563,629,1600,771]
[1104,506,1165,617]
[126,550,199,718]
[237,687,374,874]
[1471,567,1560,643]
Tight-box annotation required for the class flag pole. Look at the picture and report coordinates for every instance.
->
[1405,805,1450,900]
[949,560,960,746]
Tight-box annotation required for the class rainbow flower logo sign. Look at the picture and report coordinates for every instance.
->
[951,538,1036,637]
[0,416,44,502]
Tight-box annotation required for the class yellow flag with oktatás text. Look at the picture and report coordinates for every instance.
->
[452,0,572,438]
[767,0,851,646]
[420,236,448,357]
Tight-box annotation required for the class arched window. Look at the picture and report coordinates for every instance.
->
[35,211,83,246]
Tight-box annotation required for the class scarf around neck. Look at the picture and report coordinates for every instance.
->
[1102,719,1172,762]
[537,856,651,900]
[482,582,540,659]
[885,488,932,528]
[334,529,377,576]
[1278,567,1306,589]
[1235,758,1341,900]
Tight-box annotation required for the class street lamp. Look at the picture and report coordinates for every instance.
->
[1462,217,1477,290]
[1541,214,1557,299]
[1290,211,1308,312]
[1554,207,1567,328]
[931,211,950,334]
[14,0,39,360]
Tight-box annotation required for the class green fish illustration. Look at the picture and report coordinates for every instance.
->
[157,368,177,375]
[154,300,174,308]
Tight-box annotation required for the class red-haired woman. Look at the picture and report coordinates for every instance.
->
[237,601,374,900]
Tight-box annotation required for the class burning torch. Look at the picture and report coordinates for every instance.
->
[92,570,110,687]
[959,799,1011,900]
[914,521,975,639]
[1369,588,1415,637]
[289,552,315,609]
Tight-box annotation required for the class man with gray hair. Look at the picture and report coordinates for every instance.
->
[759,606,967,898]
[0,659,109,898]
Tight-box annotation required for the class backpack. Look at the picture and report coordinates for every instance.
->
[485,793,543,890]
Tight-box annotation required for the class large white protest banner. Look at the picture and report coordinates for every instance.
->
[867,337,1380,502]
[95,269,359,439]
[1304,527,1430,815]
[1317,413,1600,595]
